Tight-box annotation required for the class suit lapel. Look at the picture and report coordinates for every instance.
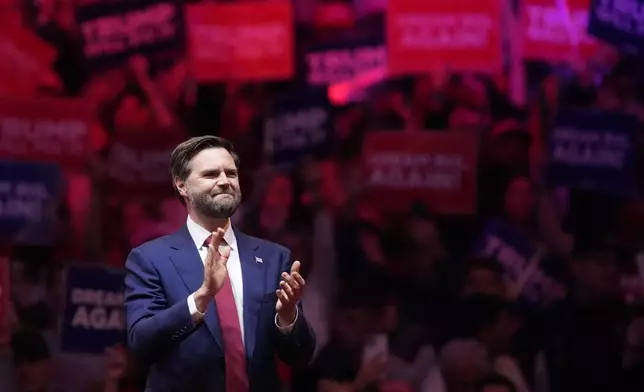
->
[167,225,224,352]
[235,228,266,362]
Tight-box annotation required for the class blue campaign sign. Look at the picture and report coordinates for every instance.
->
[473,218,567,308]
[588,0,644,53]
[60,265,127,355]
[303,36,386,86]
[548,109,637,196]
[264,88,334,167]
[75,0,186,72]
[0,161,62,246]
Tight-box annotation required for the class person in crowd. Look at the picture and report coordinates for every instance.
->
[475,374,517,392]
[514,241,629,392]
[459,257,507,299]
[124,136,315,391]
[421,339,492,392]
[310,290,396,392]
[85,345,145,392]
[448,295,528,392]
[11,327,61,392]
[387,315,436,391]
[475,173,568,310]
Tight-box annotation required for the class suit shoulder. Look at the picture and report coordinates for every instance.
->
[131,234,173,255]
[243,233,290,255]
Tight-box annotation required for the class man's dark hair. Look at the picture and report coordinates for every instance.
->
[475,373,517,392]
[450,294,509,339]
[169,136,240,203]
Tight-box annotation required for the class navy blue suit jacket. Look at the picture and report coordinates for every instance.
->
[124,225,315,392]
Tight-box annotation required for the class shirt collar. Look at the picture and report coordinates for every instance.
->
[186,215,237,251]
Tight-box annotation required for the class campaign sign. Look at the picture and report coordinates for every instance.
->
[0,161,61,246]
[549,109,637,196]
[60,265,126,354]
[588,0,644,53]
[387,0,502,74]
[105,128,185,200]
[304,37,386,86]
[76,0,185,71]
[264,89,333,166]
[474,218,567,307]
[186,1,294,82]
[362,131,478,215]
[522,0,598,62]
[0,98,94,168]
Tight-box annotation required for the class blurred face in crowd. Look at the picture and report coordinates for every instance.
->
[370,301,398,333]
[479,311,517,354]
[263,175,293,213]
[442,361,488,392]
[413,76,436,104]
[156,61,187,103]
[176,147,241,219]
[573,252,620,298]
[334,307,369,346]
[490,133,530,168]
[408,217,439,246]
[14,360,51,392]
[122,202,146,239]
[235,98,257,134]
[461,267,506,298]
[503,177,534,222]
[449,106,486,132]
[114,94,152,131]
[480,384,514,392]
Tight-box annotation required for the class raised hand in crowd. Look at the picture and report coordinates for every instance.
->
[128,55,150,82]
[127,55,175,127]
[354,354,387,391]
[105,345,128,381]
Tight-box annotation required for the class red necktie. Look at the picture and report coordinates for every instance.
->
[205,235,249,392]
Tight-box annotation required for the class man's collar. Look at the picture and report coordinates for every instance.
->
[186,215,237,250]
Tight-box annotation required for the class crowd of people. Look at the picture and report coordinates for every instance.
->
[3,0,644,392]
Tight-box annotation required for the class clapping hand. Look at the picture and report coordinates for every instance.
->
[202,228,231,295]
[194,228,231,316]
[275,261,305,326]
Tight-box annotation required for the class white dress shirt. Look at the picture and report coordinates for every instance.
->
[185,216,295,344]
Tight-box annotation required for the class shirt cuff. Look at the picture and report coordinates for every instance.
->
[275,307,298,334]
[187,293,204,323]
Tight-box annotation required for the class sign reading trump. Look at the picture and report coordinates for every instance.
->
[60,265,126,354]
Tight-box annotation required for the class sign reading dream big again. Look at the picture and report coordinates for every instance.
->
[60,265,126,354]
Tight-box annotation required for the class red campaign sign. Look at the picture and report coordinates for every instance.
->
[362,131,478,215]
[521,0,598,62]
[186,2,294,82]
[387,0,503,75]
[0,98,95,168]
[0,257,10,345]
[105,129,186,200]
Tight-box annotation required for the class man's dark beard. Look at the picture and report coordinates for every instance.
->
[191,191,240,219]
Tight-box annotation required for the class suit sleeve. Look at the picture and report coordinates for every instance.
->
[274,248,316,366]
[124,248,195,361]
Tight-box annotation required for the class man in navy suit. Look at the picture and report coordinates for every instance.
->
[124,136,315,391]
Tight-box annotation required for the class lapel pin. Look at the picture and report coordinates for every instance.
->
[255,256,263,264]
